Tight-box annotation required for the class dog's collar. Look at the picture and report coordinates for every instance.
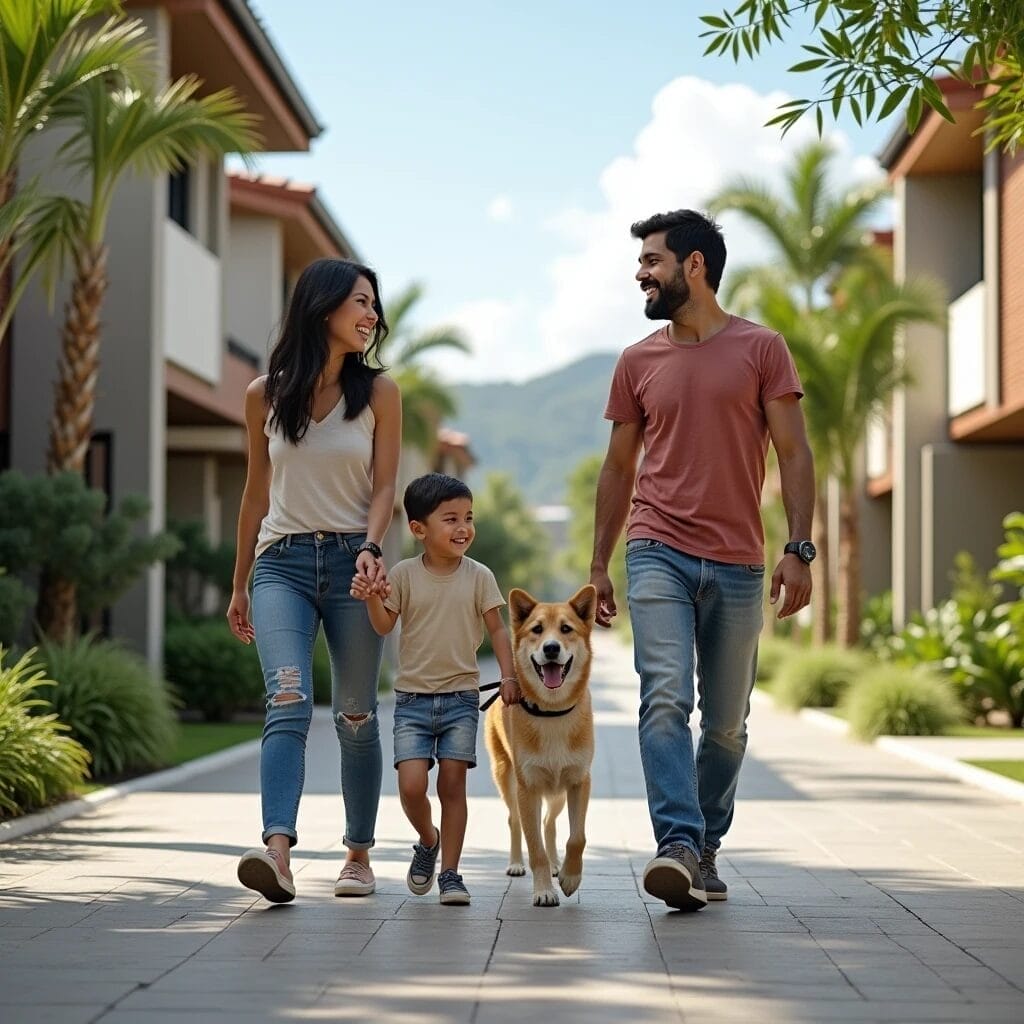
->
[519,698,576,718]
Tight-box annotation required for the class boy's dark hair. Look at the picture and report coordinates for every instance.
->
[630,210,727,292]
[403,473,473,523]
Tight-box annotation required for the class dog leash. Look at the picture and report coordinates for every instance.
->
[478,682,576,717]
[479,681,502,712]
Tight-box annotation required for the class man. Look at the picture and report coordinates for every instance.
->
[591,210,815,911]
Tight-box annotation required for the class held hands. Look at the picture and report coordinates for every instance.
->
[350,550,390,600]
[770,554,812,619]
[227,589,255,645]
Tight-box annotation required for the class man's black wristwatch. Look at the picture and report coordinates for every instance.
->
[784,540,816,565]
[356,540,383,559]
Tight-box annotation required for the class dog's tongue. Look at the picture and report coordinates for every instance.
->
[541,662,563,689]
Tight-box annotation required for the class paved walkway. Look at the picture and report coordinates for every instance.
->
[2,632,1023,1023]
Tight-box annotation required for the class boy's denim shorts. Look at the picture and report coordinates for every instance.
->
[393,690,480,768]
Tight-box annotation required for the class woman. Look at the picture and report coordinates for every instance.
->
[228,258,401,903]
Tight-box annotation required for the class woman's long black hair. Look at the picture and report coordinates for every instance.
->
[265,258,389,443]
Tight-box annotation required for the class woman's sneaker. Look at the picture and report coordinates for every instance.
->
[407,829,440,895]
[438,869,471,905]
[700,846,728,901]
[333,860,375,897]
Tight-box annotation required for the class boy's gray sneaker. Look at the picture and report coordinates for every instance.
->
[438,868,471,905]
[407,829,440,895]
[642,843,708,911]
[700,846,728,901]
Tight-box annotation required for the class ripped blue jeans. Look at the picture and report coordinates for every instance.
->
[251,532,383,849]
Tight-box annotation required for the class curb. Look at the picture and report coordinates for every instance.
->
[791,704,1024,805]
[0,734,263,845]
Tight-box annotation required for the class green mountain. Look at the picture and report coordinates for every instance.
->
[447,352,619,505]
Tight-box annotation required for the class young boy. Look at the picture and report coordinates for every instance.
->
[351,473,519,905]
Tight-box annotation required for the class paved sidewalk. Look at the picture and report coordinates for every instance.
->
[2,632,1023,1023]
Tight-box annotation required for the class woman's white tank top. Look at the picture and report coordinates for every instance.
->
[255,397,374,557]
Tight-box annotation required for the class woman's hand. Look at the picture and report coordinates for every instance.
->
[227,589,255,644]
[354,550,389,595]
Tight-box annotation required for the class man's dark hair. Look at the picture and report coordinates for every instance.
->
[630,210,727,292]
[403,473,473,523]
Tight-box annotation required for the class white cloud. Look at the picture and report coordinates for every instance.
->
[486,195,514,223]
[436,76,885,385]
[421,297,534,384]
[535,76,885,375]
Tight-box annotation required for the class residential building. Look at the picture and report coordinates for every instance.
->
[5,1,333,663]
[865,77,1024,625]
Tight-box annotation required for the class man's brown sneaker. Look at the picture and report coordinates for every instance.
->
[700,846,728,901]
[642,843,708,911]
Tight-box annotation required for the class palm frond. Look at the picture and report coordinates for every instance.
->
[396,325,472,364]
[383,282,425,337]
[0,5,150,172]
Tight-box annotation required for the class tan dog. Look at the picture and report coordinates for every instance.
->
[485,585,596,906]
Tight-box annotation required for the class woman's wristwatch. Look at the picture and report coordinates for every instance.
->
[356,541,383,559]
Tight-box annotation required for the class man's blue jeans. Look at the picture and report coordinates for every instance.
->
[251,532,383,850]
[625,538,764,858]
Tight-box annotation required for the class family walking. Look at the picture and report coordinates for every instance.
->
[227,208,815,912]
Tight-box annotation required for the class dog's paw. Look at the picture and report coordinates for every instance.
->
[506,862,526,877]
[533,888,560,907]
[558,870,581,897]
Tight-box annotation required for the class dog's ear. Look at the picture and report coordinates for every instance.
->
[568,584,597,625]
[508,588,538,628]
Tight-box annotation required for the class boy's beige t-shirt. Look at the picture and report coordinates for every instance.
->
[383,555,505,694]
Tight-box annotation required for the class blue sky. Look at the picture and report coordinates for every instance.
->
[244,1,899,384]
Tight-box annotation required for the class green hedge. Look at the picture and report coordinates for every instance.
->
[165,618,264,722]
[35,635,178,778]
[0,649,90,817]
[843,664,961,739]
[772,645,866,710]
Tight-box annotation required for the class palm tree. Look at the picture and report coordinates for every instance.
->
[381,282,471,456]
[0,0,150,340]
[708,141,886,643]
[35,75,258,638]
[755,267,942,646]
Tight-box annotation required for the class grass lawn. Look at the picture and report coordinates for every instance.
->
[169,721,263,767]
[965,760,1024,783]
[74,721,263,796]
[942,724,1021,738]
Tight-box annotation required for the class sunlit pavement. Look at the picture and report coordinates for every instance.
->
[2,631,1023,1023]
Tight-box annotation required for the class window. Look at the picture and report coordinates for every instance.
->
[168,169,190,230]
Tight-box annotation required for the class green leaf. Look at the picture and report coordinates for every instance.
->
[788,58,829,73]
[878,84,911,120]
[699,14,730,28]
[906,88,924,134]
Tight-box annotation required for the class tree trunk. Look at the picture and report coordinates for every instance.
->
[0,170,15,343]
[811,483,832,644]
[47,244,107,474]
[836,486,862,648]
[36,567,78,642]
[38,244,107,641]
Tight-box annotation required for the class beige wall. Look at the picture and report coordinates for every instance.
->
[891,173,983,623]
[921,443,1024,605]
[225,214,284,362]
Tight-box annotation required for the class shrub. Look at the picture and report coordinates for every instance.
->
[773,645,866,710]
[164,519,236,619]
[165,618,263,721]
[0,648,91,817]
[0,568,33,648]
[843,664,961,739]
[35,636,178,778]
[755,635,796,683]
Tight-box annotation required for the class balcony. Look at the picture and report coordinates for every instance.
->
[163,219,222,385]
[947,281,987,417]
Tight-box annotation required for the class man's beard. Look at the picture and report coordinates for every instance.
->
[644,270,690,320]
